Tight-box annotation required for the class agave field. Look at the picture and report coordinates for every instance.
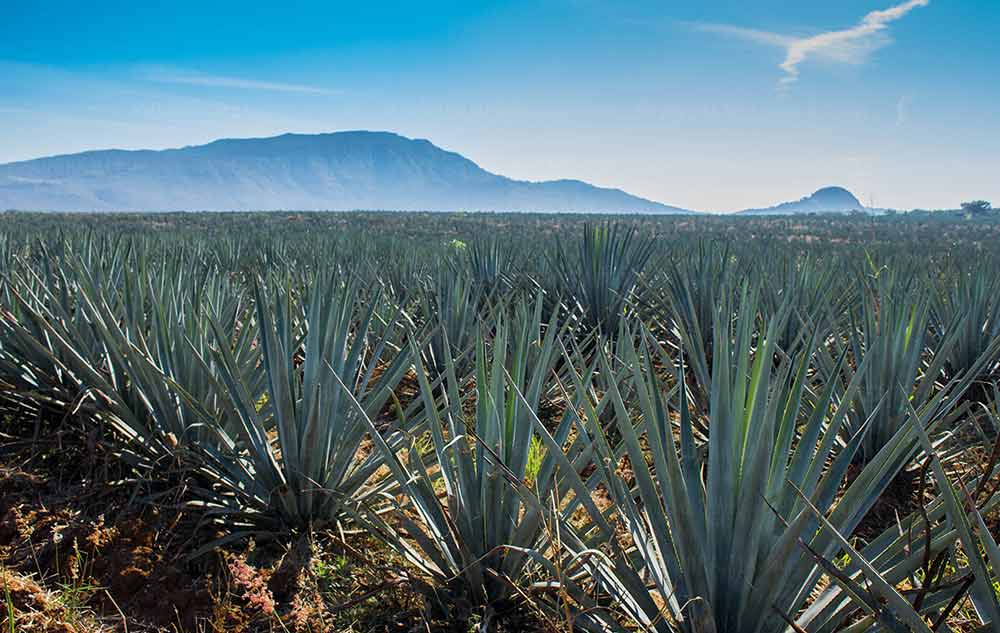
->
[1,210,1000,632]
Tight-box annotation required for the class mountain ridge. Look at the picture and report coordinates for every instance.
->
[737,186,865,215]
[0,131,692,214]
[0,131,869,215]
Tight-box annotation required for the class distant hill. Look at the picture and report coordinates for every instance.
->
[0,131,693,214]
[738,186,865,215]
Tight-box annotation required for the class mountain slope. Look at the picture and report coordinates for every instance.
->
[0,131,692,214]
[737,186,864,215]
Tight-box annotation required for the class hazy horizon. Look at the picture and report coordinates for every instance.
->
[3,0,998,213]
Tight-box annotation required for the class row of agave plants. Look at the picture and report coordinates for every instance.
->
[1,224,1000,631]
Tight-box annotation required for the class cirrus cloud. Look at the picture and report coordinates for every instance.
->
[135,65,339,96]
[694,0,929,85]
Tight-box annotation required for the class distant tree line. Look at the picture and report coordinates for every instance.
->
[961,200,993,215]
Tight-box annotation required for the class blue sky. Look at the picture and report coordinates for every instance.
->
[2,0,997,211]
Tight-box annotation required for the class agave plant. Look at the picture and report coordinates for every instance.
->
[654,240,736,409]
[349,298,606,628]
[376,251,428,304]
[417,266,484,376]
[930,263,1000,382]
[818,260,1000,465]
[466,237,516,295]
[190,275,413,531]
[758,253,847,355]
[550,222,655,337]
[0,247,250,460]
[534,290,970,632]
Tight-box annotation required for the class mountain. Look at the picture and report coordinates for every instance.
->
[737,186,865,215]
[0,131,692,214]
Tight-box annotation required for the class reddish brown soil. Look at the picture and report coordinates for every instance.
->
[0,416,521,632]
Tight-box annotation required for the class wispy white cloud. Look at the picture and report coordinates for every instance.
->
[136,66,338,95]
[0,61,329,163]
[693,0,929,85]
[895,95,911,127]
[693,23,794,49]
